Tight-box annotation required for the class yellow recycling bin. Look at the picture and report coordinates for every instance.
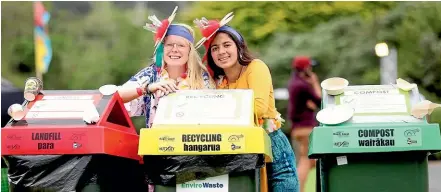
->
[138,90,273,192]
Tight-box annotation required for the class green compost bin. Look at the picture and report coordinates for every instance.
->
[309,84,441,192]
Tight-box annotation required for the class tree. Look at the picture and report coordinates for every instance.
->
[259,2,441,133]
[1,2,35,86]
[1,2,156,130]
[43,2,156,90]
[262,16,380,88]
[376,2,441,102]
[262,2,441,98]
[182,1,396,50]
[262,16,379,133]
[1,2,155,90]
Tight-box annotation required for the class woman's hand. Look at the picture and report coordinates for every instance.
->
[147,80,178,95]
[306,100,318,111]
[304,71,319,85]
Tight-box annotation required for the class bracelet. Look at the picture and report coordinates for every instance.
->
[144,83,152,95]
[136,88,144,96]
[141,86,152,96]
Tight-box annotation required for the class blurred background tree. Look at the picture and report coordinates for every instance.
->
[2,1,440,133]
[182,1,397,50]
[260,2,441,130]
[1,1,157,130]
[1,1,155,90]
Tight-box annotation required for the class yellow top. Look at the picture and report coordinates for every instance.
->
[216,59,282,128]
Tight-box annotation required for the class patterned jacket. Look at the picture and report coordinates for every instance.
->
[122,63,214,127]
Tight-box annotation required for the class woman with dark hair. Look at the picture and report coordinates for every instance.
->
[205,28,255,78]
[194,14,300,192]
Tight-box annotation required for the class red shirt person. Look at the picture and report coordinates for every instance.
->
[287,56,321,192]
[288,56,321,128]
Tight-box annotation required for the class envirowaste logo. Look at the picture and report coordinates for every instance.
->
[180,182,224,189]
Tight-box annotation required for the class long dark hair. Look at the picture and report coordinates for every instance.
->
[207,28,256,79]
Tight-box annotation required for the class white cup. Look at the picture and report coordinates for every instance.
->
[320,77,349,96]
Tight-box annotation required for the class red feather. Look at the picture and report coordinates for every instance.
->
[201,20,220,38]
[197,19,223,78]
[155,19,170,41]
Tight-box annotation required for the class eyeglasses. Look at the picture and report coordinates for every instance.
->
[163,42,189,50]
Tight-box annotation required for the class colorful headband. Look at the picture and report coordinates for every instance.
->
[166,25,194,43]
[218,25,243,43]
[194,12,235,76]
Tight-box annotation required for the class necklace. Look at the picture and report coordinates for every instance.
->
[227,66,245,89]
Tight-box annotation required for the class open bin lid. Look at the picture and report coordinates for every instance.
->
[1,90,140,161]
[309,84,441,158]
[1,90,146,191]
[138,89,273,162]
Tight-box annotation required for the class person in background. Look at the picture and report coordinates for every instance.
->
[287,56,322,192]
[194,13,300,192]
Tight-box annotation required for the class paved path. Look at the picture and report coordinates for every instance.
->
[429,161,441,192]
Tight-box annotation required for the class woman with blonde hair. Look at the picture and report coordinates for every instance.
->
[118,6,214,128]
[115,6,214,192]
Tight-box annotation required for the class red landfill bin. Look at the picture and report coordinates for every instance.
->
[1,90,147,192]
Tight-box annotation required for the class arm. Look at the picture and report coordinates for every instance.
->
[247,60,272,118]
[118,84,145,103]
[304,83,322,107]
[119,66,155,117]
[303,73,322,106]
[306,100,318,110]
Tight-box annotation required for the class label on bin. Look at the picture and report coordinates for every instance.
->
[177,174,228,192]
[336,156,348,165]
[335,86,411,115]
[24,94,102,120]
[157,133,245,154]
[332,127,422,148]
[153,90,254,126]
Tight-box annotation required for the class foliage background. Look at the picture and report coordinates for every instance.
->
[2,1,440,137]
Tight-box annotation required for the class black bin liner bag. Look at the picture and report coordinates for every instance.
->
[143,154,265,186]
[3,154,148,192]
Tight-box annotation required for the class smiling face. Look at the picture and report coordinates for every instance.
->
[209,32,239,69]
[163,35,191,67]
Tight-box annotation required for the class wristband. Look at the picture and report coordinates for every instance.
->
[136,87,144,96]
[144,83,152,95]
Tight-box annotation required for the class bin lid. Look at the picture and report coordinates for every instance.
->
[309,84,441,158]
[320,84,426,125]
[308,123,441,158]
[138,126,273,162]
